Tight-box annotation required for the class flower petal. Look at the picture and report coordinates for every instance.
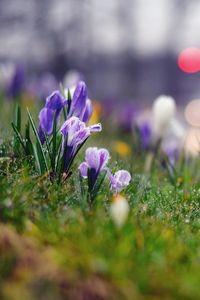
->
[70,81,87,118]
[85,147,100,170]
[82,98,93,123]
[39,107,54,135]
[46,90,65,114]
[79,162,88,178]
[89,123,102,132]
[60,116,80,140]
[115,170,131,186]
[107,168,116,186]
[108,169,131,194]
[98,149,110,172]
[72,128,90,149]
[38,125,45,144]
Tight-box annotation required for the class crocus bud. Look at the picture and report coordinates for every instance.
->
[110,195,129,228]
[82,98,93,123]
[38,90,66,143]
[7,64,25,99]
[69,81,87,118]
[108,169,131,194]
[79,147,110,190]
[45,90,65,114]
[60,118,102,173]
[152,95,176,138]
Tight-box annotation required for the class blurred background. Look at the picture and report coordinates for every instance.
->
[1,0,200,102]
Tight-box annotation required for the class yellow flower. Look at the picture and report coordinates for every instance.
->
[113,141,131,157]
[177,176,183,185]
[88,100,102,125]
[21,92,35,107]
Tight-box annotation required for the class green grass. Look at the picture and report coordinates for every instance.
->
[0,100,200,300]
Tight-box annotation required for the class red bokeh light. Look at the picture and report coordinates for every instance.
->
[178,47,200,73]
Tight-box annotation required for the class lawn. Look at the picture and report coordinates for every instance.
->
[0,90,200,300]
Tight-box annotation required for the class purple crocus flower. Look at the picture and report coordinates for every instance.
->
[108,169,131,194]
[138,121,152,150]
[163,142,180,166]
[45,90,66,114]
[69,81,87,119]
[7,64,25,99]
[82,98,93,123]
[27,73,58,101]
[60,118,102,173]
[39,108,55,136]
[38,90,66,143]
[79,147,110,190]
[65,81,93,123]
[118,102,138,132]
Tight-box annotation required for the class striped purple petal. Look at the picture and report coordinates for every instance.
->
[38,107,54,136]
[70,81,87,118]
[89,123,102,132]
[108,169,131,194]
[46,90,65,115]
[79,162,88,178]
[82,98,93,123]
[85,147,100,170]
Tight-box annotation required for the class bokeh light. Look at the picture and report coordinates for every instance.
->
[184,99,200,126]
[184,127,200,156]
[178,47,200,73]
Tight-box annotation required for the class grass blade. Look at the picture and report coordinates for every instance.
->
[52,113,57,171]
[27,109,48,174]
[33,144,41,175]
[67,89,72,115]
[15,104,21,132]
[55,135,62,173]
[13,104,21,154]
[11,122,26,152]
[25,121,33,155]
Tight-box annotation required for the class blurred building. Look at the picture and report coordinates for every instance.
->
[0,0,200,102]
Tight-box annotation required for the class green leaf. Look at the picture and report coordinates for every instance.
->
[58,134,69,183]
[15,104,21,132]
[13,104,22,155]
[32,144,41,175]
[52,112,57,171]
[25,121,33,155]
[11,122,26,152]
[67,89,72,115]
[27,109,48,174]
[87,170,107,206]
[42,130,52,167]
[92,170,107,200]
[63,106,67,120]
[67,137,89,172]
[55,134,62,173]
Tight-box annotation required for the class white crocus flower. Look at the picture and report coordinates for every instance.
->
[152,95,176,138]
[110,195,129,228]
[63,70,81,88]
[0,62,15,90]
[64,85,76,99]
[169,118,186,141]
